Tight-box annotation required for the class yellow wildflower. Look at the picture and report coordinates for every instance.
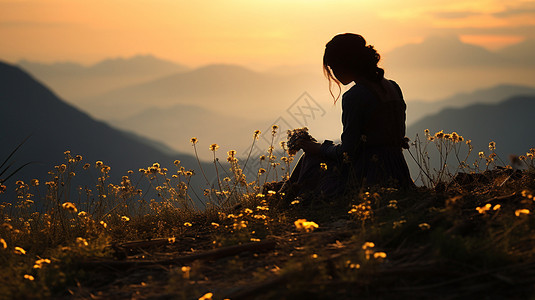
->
[0,238,6,249]
[515,209,530,216]
[62,202,77,213]
[451,132,459,142]
[294,219,319,232]
[434,130,444,139]
[14,246,26,255]
[184,222,192,227]
[24,274,34,281]
[362,242,375,250]
[489,141,496,151]
[198,292,213,300]
[209,144,219,151]
[190,137,198,144]
[121,216,130,222]
[34,258,51,269]
[182,266,191,279]
[419,223,431,230]
[373,252,387,259]
[320,163,327,171]
[254,130,261,137]
[76,237,89,247]
[476,203,492,214]
[233,220,248,230]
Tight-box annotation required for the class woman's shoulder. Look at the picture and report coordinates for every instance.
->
[342,83,374,101]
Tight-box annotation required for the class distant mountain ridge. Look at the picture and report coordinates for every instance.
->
[18,55,189,78]
[17,55,189,100]
[384,35,535,69]
[0,61,211,195]
[76,63,327,120]
[406,84,535,125]
[407,95,535,162]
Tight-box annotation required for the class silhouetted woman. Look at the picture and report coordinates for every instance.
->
[282,33,413,200]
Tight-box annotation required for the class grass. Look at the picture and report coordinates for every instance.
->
[2,128,535,299]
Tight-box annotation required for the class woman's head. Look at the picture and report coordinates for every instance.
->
[323,33,384,101]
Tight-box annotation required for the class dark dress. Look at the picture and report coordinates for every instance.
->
[285,78,413,198]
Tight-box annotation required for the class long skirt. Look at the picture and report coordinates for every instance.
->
[285,146,413,199]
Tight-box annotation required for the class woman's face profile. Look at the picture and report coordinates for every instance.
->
[331,66,354,85]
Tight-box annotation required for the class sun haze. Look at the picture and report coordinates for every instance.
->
[1,0,535,69]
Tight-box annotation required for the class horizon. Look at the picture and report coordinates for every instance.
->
[2,33,532,72]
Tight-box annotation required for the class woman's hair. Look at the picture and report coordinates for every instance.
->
[323,33,384,102]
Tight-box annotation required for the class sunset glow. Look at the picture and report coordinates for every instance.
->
[1,0,535,68]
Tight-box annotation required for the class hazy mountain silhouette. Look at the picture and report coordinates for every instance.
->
[77,64,328,120]
[382,36,535,100]
[385,36,509,69]
[406,84,535,125]
[17,55,189,100]
[497,38,535,66]
[407,95,535,165]
[0,61,212,198]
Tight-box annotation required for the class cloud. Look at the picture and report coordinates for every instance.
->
[493,2,535,18]
[430,10,482,19]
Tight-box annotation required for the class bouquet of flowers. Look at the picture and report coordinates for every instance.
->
[286,127,316,155]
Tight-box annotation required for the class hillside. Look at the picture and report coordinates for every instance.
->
[3,154,535,299]
[406,95,535,167]
[406,84,535,125]
[0,61,211,194]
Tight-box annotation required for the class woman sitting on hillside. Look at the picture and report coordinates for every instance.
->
[281,33,414,200]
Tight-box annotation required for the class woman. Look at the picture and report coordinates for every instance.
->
[283,33,413,200]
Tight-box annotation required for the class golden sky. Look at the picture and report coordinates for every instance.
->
[1,0,534,68]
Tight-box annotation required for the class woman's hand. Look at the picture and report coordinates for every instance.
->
[300,140,322,156]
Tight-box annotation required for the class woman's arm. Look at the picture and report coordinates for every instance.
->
[320,85,375,161]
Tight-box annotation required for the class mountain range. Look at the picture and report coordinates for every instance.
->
[73,64,328,121]
[0,61,213,200]
[17,55,189,100]
[406,84,535,125]
[7,34,535,183]
[384,35,535,69]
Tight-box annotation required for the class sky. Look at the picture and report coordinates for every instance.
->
[2,0,535,70]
